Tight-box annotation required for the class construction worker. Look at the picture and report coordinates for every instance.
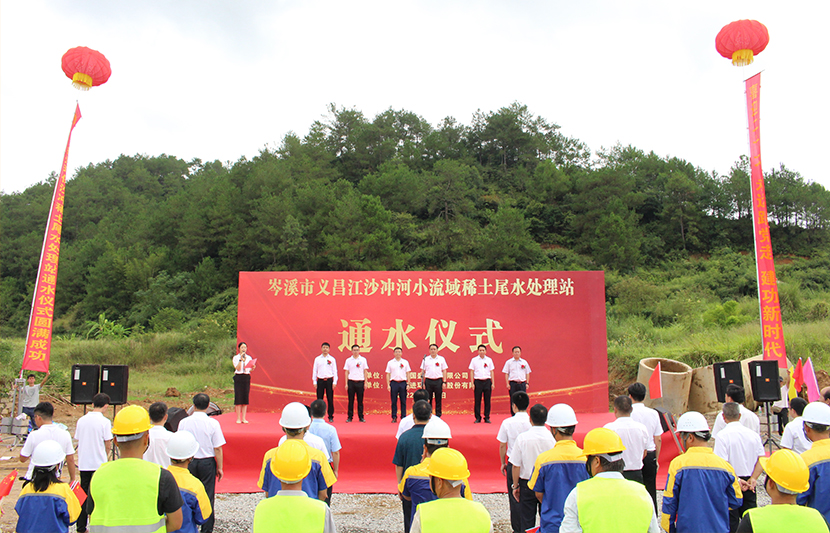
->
[528,403,589,533]
[713,402,765,531]
[399,417,472,530]
[166,430,212,533]
[560,428,658,533]
[410,448,491,533]
[253,439,337,533]
[88,405,183,533]
[661,411,742,533]
[258,402,336,500]
[74,393,113,533]
[737,449,829,533]
[14,440,81,533]
[797,401,830,522]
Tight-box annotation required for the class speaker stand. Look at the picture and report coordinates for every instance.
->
[761,402,781,454]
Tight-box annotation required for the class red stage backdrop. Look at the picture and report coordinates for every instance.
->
[238,271,607,414]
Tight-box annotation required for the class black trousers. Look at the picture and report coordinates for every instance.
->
[402,497,413,533]
[473,379,492,421]
[424,378,443,417]
[519,478,540,532]
[509,381,527,414]
[77,470,95,532]
[316,378,334,418]
[729,476,757,533]
[506,467,522,533]
[390,381,407,420]
[622,469,645,485]
[777,407,789,435]
[347,380,365,420]
[641,450,658,515]
[189,457,217,533]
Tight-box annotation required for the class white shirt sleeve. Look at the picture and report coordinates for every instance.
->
[560,488,582,533]
[410,508,422,533]
[712,413,726,438]
[780,423,794,449]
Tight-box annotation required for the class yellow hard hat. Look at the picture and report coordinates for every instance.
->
[424,447,470,480]
[580,428,626,457]
[760,449,810,493]
[269,440,312,484]
[112,405,153,436]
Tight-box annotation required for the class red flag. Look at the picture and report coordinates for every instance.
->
[70,479,87,505]
[793,358,804,393]
[0,470,16,499]
[649,362,663,400]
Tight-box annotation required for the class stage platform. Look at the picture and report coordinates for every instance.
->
[216,412,681,494]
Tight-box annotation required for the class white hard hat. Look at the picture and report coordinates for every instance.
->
[676,411,709,433]
[166,430,200,460]
[279,402,311,429]
[32,440,66,467]
[802,402,830,426]
[423,417,452,443]
[546,404,578,427]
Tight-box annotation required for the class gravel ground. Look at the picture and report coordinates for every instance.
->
[213,486,772,533]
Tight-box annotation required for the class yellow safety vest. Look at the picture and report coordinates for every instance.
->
[745,504,830,533]
[419,498,491,533]
[252,494,327,533]
[576,476,653,533]
[89,458,166,533]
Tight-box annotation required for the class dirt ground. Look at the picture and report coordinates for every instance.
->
[0,389,232,532]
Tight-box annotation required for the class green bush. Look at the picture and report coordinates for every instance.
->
[703,301,752,328]
[150,308,186,332]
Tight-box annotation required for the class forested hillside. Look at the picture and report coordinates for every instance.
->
[2,102,829,344]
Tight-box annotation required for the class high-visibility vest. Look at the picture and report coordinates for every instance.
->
[576,476,653,533]
[745,504,830,533]
[89,458,166,533]
[419,498,491,533]
[252,494,327,533]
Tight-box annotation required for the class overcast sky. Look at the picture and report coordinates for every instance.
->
[2,1,828,194]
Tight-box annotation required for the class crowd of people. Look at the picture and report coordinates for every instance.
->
[10,370,830,533]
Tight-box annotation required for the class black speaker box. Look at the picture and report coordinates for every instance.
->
[748,360,781,403]
[71,364,100,404]
[713,362,744,403]
[165,407,188,432]
[100,365,129,405]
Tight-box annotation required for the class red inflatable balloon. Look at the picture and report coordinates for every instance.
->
[715,20,769,67]
[61,46,111,90]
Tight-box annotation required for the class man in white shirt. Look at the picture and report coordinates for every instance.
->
[19,401,76,483]
[469,344,495,424]
[343,344,369,422]
[604,396,650,485]
[420,344,449,417]
[503,346,531,414]
[178,393,225,533]
[496,392,531,533]
[511,404,555,533]
[386,347,412,423]
[712,384,761,437]
[781,396,812,454]
[74,393,113,533]
[396,389,429,439]
[19,371,49,432]
[312,342,338,422]
[628,383,663,513]
[144,401,174,467]
[713,402,765,532]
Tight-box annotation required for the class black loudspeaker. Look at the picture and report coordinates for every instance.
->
[713,362,744,403]
[100,365,129,405]
[165,407,188,432]
[71,364,100,404]
[748,360,782,402]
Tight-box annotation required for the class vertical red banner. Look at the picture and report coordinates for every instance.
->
[21,104,82,373]
[745,74,787,369]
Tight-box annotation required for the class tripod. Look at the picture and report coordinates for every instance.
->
[760,401,782,454]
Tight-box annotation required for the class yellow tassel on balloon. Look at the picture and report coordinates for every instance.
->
[731,49,754,66]
[71,72,93,90]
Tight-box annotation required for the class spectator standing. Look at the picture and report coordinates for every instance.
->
[14,440,81,533]
[604,396,650,484]
[308,400,342,504]
[396,389,429,439]
[712,384,760,437]
[73,393,113,533]
[386,348,411,423]
[469,345,495,424]
[780,397,811,454]
[628,382,663,513]
[495,391,531,533]
[19,372,49,432]
[144,401,174,468]
[19,402,75,485]
[343,345,369,422]
[166,430,213,533]
[420,344,448,417]
[502,347,530,414]
[511,404,555,532]
[178,393,225,533]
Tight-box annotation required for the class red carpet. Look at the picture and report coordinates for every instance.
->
[216,412,680,494]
